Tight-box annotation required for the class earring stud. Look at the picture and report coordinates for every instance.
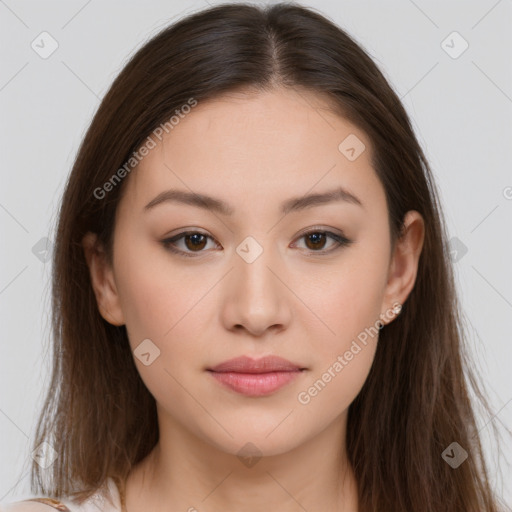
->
[378,301,403,330]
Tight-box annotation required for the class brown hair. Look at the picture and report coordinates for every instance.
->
[28,2,503,510]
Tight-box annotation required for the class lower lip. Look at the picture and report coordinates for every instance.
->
[208,370,303,396]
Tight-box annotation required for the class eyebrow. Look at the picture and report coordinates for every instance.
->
[143,186,363,215]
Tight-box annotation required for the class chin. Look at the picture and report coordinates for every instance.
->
[196,418,312,460]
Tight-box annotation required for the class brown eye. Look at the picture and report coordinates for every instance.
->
[183,233,208,251]
[304,232,328,250]
[162,228,352,259]
[162,231,217,257]
[294,229,353,254]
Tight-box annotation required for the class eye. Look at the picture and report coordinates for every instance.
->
[162,230,219,258]
[291,228,353,255]
[161,228,353,258]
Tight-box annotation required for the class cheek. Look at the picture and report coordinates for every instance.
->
[113,235,204,341]
[297,255,387,357]
[292,246,388,408]
[294,270,383,416]
[113,239,227,378]
[296,340,376,424]
[113,252,214,411]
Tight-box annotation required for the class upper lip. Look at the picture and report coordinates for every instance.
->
[208,355,305,374]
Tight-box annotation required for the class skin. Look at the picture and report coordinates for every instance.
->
[82,86,424,512]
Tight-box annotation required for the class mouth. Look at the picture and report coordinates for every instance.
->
[206,355,307,397]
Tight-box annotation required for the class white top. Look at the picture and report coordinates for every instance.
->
[0,477,122,512]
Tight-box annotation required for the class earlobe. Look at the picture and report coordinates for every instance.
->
[81,232,125,326]
[380,210,425,326]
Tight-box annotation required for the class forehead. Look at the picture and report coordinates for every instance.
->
[121,87,383,216]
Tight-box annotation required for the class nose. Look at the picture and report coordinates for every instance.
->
[220,241,292,338]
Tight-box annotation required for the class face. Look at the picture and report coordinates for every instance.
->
[84,87,423,458]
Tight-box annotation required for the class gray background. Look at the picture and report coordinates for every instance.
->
[1,0,511,507]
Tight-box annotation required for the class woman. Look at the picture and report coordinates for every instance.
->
[1,2,504,511]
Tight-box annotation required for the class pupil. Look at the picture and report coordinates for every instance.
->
[307,233,325,250]
[186,234,206,251]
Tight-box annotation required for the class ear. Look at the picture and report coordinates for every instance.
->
[380,210,425,326]
[81,232,125,326]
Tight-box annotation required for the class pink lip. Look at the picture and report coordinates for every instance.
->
[207,356,306,397]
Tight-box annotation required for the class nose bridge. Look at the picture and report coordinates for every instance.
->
[222,234,291,335]
[235,234,281,301]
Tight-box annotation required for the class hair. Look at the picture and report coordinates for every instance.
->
[27,2,504,511]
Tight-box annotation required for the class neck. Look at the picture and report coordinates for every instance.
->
[124,409,358,512]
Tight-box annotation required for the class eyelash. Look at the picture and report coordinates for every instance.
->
[161,228,353,258]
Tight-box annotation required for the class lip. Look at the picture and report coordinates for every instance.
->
[208,355,304,373]
[207,356,306,397]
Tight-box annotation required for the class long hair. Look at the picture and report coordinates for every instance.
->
[29,3,503,510]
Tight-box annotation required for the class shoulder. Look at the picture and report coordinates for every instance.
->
[0,478,122,512]
[0,498,72,511]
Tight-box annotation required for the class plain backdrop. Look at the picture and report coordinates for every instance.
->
[1,0,511,507]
